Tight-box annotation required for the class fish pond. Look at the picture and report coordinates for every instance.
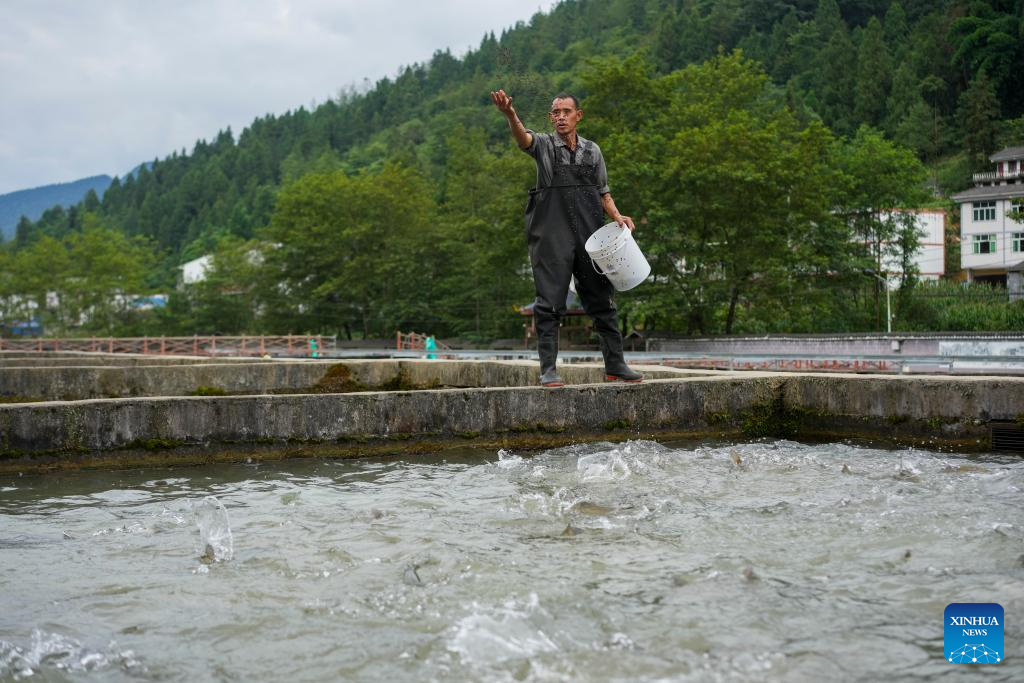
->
[1,440,1021,682]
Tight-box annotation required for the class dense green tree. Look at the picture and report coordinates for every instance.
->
[884,61,939,157]
[0,249,14,321]
[6,234,71,331]
[584,52,852,335]
[815,24,857,134]
[63,214,156,334]
[432,127,534,339]
[958,70,1002,169]
[833,126,929,327]
[14,216,33,248]
[853,17,893,127]
[1001,114,1024,147]
[883,1,910,56]
[949,1,1023,110]
[82,189,101,213]
[185,235,260,334]
[260,163,438,338]
[814,0,845,35]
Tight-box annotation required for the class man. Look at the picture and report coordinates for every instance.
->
[490,89,643,387]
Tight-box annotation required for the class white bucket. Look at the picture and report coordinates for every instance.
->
[584,222,651,291]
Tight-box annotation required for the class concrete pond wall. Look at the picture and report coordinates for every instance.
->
[1,356,1022,472]
[0,351,255,365]
[0,358,701,401]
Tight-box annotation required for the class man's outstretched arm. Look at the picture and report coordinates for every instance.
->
[490,89,533,150]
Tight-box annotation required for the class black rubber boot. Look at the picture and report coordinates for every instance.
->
[600,334,643,383]
[538,337,564,387]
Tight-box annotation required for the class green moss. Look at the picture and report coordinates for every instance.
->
[0,444,90,460]
[0,396,44,404]
[740,390,800,439]
[704,411,731,425]
[376,368,443,392]
[123,438,185,451]
[190,386,227,397]
[455,430,481,439]
[1016,413,1024,429]
[301,364,448,394]
[311,364,368,394]
[925,416,943,431]
[603,419,631,431]
[378,368,420,391]
[885,414,910,425]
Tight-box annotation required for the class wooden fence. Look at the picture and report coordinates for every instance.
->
[0,335,336,357]
[395,331,451,351]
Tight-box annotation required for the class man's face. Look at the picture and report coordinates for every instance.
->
[550,98,582,136]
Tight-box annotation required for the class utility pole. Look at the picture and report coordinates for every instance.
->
[863,269,892,334]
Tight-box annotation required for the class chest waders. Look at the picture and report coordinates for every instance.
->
[524,140,640,386]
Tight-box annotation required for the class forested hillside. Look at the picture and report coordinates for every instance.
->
[4,0,1023,339]
[0,175,112,241]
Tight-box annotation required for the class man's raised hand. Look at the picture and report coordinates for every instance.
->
[492,89,533,149]
[490,89,515,116]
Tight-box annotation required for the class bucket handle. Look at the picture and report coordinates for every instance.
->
[592,258,617,276]
[590,226,630,276]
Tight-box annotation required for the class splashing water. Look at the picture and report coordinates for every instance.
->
[0,440,1021,681]
[448,593,559,667]
[0,629,140,679]
[194,495,233,562]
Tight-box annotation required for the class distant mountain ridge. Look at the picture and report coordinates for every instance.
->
[0,175,113,240]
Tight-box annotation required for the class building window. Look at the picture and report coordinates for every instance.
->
[972,201,996,221]
[973,234,997,254]
[1012,198,1024,220]
[1013,232,1024,253]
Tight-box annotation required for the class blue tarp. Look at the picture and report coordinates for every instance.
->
[2,318,43,337]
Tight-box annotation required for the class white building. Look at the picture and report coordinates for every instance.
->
[179,254,213,286]
[878,209,946,283]
[177,247,270,289]
[952,146,1024,286]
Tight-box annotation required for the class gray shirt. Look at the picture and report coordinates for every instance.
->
[523,131,611,195]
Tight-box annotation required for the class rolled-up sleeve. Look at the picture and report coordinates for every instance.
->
[594,144,610,195]
[523,130,542,157]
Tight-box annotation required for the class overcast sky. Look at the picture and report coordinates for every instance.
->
[0,0,557,195]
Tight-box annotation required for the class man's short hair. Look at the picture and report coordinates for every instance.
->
[551,93,580,110]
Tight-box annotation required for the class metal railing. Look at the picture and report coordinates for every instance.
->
[0,335,336,357]
[395,331,451,351]
[972,170,1024,183]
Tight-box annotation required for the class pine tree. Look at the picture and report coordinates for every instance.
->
[885,60,920,137]
[883,1,910,54]
[958,71,1002,170]
[82,189,101,213]
[816,25,856,135]
[853,17,893,128]
[15,216,32,248]
[814,0,844,38]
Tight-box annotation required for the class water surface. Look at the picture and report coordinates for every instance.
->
[1,440,1021,681]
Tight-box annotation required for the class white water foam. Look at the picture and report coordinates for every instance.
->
[194,495,233,562]
[0,629,141,679]
[448,593,559,667]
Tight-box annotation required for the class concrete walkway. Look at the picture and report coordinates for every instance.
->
[1,357,1022,471]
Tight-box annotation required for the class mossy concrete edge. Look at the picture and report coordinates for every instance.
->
[1,371,1022,472]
